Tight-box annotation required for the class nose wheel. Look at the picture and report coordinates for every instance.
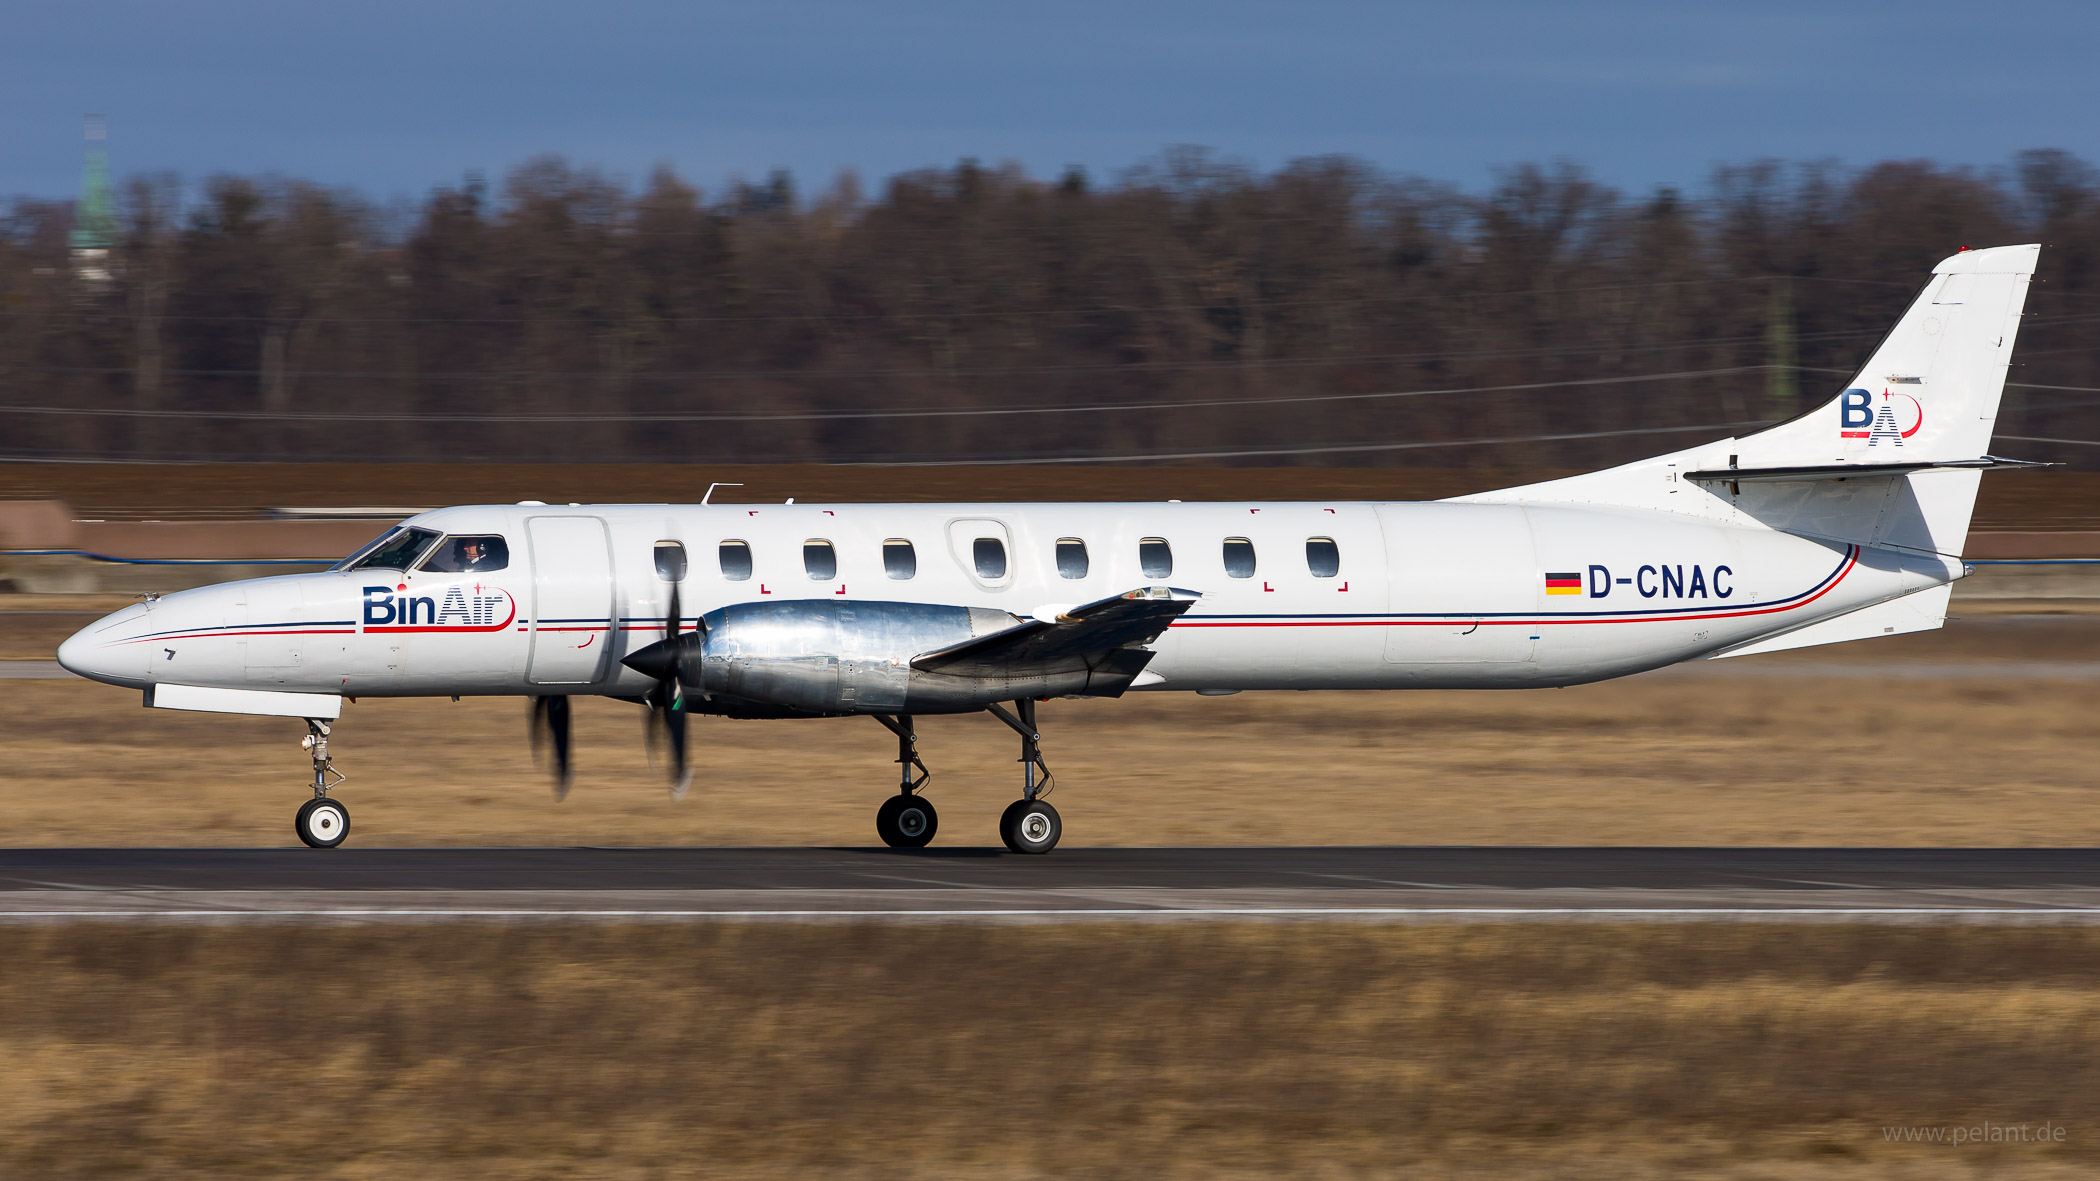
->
[295,718,351,849]
[295,796,351,848]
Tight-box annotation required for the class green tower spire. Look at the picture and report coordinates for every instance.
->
[69,115,115,253]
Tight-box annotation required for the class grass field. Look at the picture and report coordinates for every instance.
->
[8,463,2100,1177]
[2,922,2095,1179]
[5,609,2099,847]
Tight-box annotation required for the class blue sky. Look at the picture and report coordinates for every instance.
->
[5,0,2096,204]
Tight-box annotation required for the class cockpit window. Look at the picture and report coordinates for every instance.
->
[330,528,403,572]
[419,535,510,574]
[344,527,441,572]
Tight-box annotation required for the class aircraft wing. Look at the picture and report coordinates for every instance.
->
[910,586,1200,684]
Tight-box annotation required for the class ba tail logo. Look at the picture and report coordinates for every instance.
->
[362,584,516,633]
[1840,387,1922,447]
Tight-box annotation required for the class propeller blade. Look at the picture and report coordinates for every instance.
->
[661,581,691,798]
[665,696,690,800]
[530,694,573,800]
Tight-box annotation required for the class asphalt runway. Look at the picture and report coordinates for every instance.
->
[3,846,2099,921]
[16,659,2100,680]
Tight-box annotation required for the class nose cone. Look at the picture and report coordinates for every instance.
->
[622,632,704,684]
[621,637,678,681]
[57,603,153,689]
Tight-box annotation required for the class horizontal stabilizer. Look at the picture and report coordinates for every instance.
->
[1685,456,2055,484]
[911,586,1199,679]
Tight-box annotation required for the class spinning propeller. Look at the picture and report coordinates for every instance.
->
[532,558,701,802]
[642,581,695,800]
[528,693,573,800]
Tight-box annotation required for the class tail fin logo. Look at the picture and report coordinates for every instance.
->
[1840,388,1923,445]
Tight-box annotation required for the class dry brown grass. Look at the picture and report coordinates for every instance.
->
[0,922,2095,1179]
[3,629,2099,847]
[7,610,2099,847]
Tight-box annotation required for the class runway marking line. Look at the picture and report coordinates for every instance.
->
[7,906,2100,923]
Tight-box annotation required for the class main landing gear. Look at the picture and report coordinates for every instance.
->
[294,718,350,849]
[871,714,937,848]
[868,700,1063,853]
[987,699,1061,854]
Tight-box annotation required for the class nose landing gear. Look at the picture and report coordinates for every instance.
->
[294,718,350,849]
[871,714,937,848]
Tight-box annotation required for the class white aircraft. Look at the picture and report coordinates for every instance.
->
[58,244,2046,853]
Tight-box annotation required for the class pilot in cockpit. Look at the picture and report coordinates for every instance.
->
[425,535,506,574]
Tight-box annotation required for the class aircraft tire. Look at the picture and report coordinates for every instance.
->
[999,798,1061,855]
[876,793,937,849]
[295,797,351,849]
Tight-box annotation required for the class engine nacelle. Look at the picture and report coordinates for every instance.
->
[695,599,1014,714]
[627,597,1172,716]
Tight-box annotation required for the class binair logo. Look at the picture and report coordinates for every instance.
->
[362,584,517,633]
[1840,387,1923,446]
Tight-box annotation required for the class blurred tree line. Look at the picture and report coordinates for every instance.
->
[3,149,2099,466]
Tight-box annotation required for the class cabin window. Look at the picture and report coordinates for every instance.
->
[1306,537,1340,578]
[1056,538,1089,579]
[419,534,510,574]
[883,539,917,580]
[719,540,753,581]
[1222,537,1256,579]
[973,536,1008,580]
[652,541,687,582]
[1139,537,1173,579]
[805,539,837,580]
[346,527,441,572]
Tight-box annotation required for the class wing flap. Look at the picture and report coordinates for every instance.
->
[911,586,1199,678]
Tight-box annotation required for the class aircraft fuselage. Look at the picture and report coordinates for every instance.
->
[59,498,1956,703]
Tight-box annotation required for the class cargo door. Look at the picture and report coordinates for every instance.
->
[526,516,614,684]
[1377,503,1536,664]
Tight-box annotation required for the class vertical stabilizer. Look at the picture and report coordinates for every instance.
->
[1460,244,2040,557]
[1738,243,2037,468]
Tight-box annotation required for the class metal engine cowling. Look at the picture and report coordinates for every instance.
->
[636,600,1023,716]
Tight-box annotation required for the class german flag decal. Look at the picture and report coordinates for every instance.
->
[1544,571,1583,596]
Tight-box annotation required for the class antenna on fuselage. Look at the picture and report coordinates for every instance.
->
[701,483,742,505]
